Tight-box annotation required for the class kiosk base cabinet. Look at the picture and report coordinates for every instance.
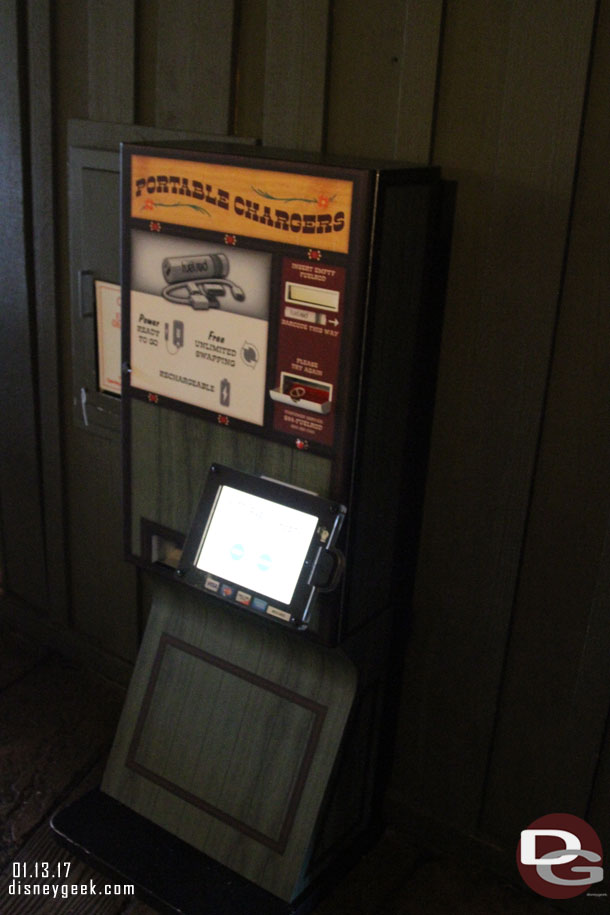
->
[53,142,452,910]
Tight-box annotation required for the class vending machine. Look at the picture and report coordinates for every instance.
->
[53,141,453,914]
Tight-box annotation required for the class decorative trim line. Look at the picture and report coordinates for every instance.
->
[126,632,328,854]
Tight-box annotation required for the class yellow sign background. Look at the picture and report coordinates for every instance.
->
[131,155,353,254]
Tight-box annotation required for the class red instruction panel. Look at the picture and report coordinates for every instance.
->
[271,258,345,448]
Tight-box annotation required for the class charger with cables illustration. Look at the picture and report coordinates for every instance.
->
[161,254,245,310]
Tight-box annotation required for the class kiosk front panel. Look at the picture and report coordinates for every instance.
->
[121,143,449,647]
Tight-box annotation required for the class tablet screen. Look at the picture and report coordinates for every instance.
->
[195,485,319,604]
[178,464,346,628]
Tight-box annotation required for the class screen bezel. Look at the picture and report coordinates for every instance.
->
[178,464,346,627]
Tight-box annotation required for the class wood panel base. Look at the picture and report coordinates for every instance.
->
[101,580,357,901]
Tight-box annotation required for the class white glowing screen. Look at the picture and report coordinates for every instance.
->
[195,486,319,604]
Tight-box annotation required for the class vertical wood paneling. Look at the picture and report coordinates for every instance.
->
[8,0,610,875]
[27,0,69,619]
[390,0,597,833]
[483,0,610,845]
[326,0,442,161]
[0,0,48,609]
[262,0,329,151]
[155,0,236,134]
[88,0,136,123]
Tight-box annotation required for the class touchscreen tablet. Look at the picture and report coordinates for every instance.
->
[178,464,346,628]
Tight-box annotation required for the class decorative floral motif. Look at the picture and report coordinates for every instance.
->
[149,221,161,232]
[141,201,210,217]
[251,186,336,207]
[147,392,159,404]
[218,415,230,426]
[295,438,309,451]
[307,249,322,261]
[224,234,237,246]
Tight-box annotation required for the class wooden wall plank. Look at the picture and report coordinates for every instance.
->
[326,0,442,161]
[0,0,48,610]
[155,0,236,134]
[392,0,443,163]
[262,0,329,151]
[233,0,266,141]
[389,0,597,833]
[27,0,69,619]
[483,0,610,845]
[69,430,140,661]
[589,526,610,861]
[134,0,159,125]
[88,0,136,123]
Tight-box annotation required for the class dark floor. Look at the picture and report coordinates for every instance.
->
[0,624,564,914]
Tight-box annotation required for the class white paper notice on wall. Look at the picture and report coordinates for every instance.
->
[95,280,122,395]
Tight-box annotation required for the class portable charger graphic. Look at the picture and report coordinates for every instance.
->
[161,254,245,310]
[164,319,184,354]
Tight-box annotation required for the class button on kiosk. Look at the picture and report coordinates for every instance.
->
[52,142,453,913]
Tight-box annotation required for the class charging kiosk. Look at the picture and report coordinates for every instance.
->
[52,142,453,913]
